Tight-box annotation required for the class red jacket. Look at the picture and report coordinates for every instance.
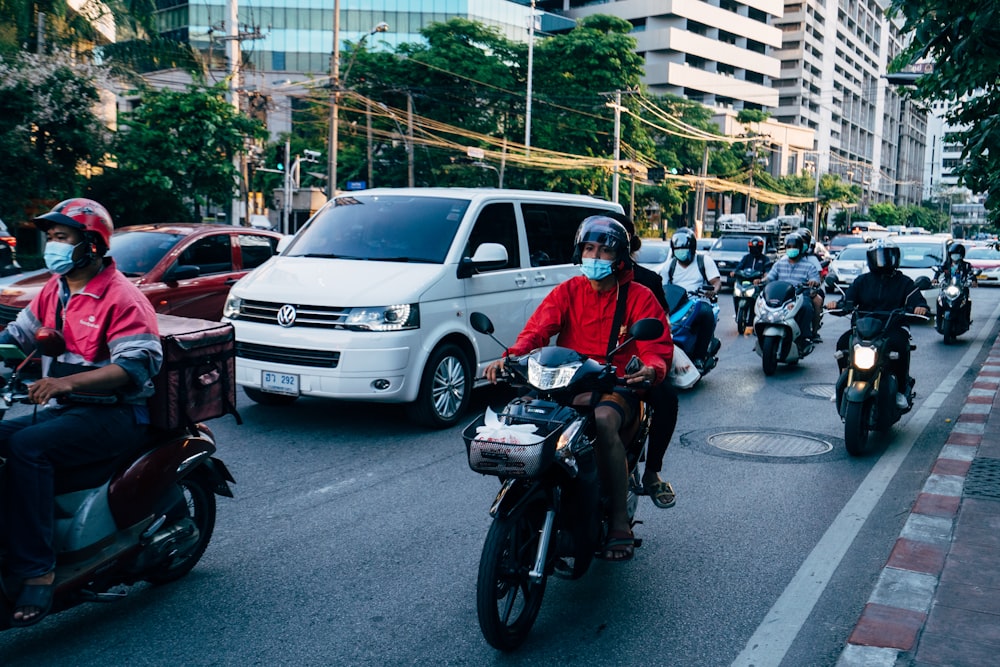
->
[508,270,673,385]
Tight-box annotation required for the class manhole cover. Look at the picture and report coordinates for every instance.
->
[802,384,836,400]
[707,431,834,457]
[964,457,1000,500]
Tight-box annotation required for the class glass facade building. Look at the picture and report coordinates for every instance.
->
[156,0,573,73]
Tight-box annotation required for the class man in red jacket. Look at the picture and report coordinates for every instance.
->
[485,216,672,561]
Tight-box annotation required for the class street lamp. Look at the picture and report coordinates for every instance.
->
[327,10,389,199]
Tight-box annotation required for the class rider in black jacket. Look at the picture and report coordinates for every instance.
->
[830,243,928,410]
[612,213,679,509]
[730,235,771,319]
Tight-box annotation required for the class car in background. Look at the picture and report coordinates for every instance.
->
[708,233,778,288]
[965,245,1000,286]
[829,243,871,289]
[697,237,714,253]
[634,238,671,276]
[886,235,950,315]
[827,234,868,254]
[0,223,284,327]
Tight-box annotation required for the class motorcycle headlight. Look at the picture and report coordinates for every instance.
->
[528,357,582,390]
[555,417,586,455]
[853,344,877,370]
[944,285,961,298]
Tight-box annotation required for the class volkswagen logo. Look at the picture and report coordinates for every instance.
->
[277,304,297,327]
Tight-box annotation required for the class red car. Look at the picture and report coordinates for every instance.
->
[0,223,284,326]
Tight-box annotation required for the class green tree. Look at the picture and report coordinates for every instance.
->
[867,202,903,227]
[887,0,1000,221]
[90,84,266,224]
[819,175,860,231]
[0,52,110,223]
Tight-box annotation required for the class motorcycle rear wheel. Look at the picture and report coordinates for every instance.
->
[844,400,873,456]
[761,336,779,376]
[144,477,217,584]
[477,502,548,651]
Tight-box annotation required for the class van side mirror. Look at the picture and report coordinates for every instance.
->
[458,243,508,278]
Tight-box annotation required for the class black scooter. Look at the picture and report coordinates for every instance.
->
[934,269,972,344]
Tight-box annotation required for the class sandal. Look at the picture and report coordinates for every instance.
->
[11,580,55,627]
[597,529,635,562]
[643,478,676,509]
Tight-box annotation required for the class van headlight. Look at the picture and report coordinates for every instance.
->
[343,304,420,331]
[223,295,243,319]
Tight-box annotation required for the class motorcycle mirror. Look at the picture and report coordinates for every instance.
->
[628,318,665,342]
[825,275,837,287]
[470,312,495,335]
[913,276,932,291]
[35,327,66,357]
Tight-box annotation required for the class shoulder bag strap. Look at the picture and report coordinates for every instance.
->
[607,281,630,358]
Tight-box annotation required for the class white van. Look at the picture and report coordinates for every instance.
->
[222,188,623,427]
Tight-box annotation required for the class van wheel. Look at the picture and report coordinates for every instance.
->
[244,387,298,406]
[407,344,471,429]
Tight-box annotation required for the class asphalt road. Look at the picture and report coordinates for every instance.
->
[2,285,998,666]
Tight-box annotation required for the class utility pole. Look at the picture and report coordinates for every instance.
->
[524,0,536,157]
[612,90,621,203]
[695,144,710,238]
[226,0,240,224]
[406,91,415,187]
[812,152,822,237]
[327,0,341,199]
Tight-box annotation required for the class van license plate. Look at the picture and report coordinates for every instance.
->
[262,371,299,396]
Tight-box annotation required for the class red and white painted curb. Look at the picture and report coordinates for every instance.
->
[837,347,1000,666]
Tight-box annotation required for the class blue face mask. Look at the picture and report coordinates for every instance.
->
[786,248,800,259]
[44,241,80,275]
[580,257,614,281]
[673,249,691,263]
[950,253,962,263]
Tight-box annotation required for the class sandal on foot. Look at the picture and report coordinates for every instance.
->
[11,581,55,627]
[597,529,635,562]
[643,478,676,509]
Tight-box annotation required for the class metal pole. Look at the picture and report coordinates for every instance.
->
[695,143,709,238]
[406,91,414,187]
[227,0,241,224]
[524,0,535,157]
[366,103,373,188]
[283,139,291,235]
[326,0,340,199]
[812,152,821,237]
[612,90,621,204]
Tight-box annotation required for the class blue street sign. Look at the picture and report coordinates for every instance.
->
[346,181,366,191]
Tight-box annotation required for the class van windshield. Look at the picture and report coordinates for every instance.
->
[286,195,470,263]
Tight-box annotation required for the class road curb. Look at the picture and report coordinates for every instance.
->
[836,342,1000,666]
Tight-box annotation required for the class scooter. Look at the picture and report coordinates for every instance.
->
[664,284,720,389]
[465,312,661,651]
[827,276,932,456]
[732,268,764,335]
[935,271,972,344]
[0,328,234,630]
[752,280,815,376]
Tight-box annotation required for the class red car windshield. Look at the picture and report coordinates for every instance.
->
[108,231,185,277]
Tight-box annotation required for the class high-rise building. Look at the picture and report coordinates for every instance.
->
[541,0,783,111]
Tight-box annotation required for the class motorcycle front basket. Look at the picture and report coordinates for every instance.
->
[463,411,563,478]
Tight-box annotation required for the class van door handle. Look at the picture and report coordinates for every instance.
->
[533,273,547,283]
[515,275,528,286]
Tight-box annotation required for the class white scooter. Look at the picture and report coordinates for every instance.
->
[752,280,815,376]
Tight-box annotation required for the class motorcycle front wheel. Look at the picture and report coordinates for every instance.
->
[761,336,779,376]
[477,501,548,651]
[844,399,873,456]
[736,302,749,335]
[143,477,217,584]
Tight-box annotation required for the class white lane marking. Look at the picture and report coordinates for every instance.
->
[732,298,1000,667]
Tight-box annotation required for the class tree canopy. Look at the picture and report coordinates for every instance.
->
[888,0,1000,220]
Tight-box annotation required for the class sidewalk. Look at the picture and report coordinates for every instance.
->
[838,338,1000,667]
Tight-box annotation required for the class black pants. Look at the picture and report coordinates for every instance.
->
[0,404,146,579]
[691,302,717,361]
[643,382,679,475]
[836,328,911,393]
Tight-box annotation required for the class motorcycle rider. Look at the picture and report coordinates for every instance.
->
[0,199,162,626]
[796,228,827,342]
[731,236,772,319]
[484,216,672,560]
[610,213,679,510]
[763,232,820,349]
[828,242,929,410]
[935,241,976,329]
[665,228,721,370]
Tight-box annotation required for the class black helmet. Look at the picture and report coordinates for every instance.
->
[670,228,697,254]
[748,236,765,256]
[572,216,630,266]
[784,232,805,252]
[867,242,900,275]
[948,242,966,259]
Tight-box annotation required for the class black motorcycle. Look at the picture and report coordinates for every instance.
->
[464,312,661,651]
[935,270,972,344]
[827,276,931,456]
[732,267,764,335]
